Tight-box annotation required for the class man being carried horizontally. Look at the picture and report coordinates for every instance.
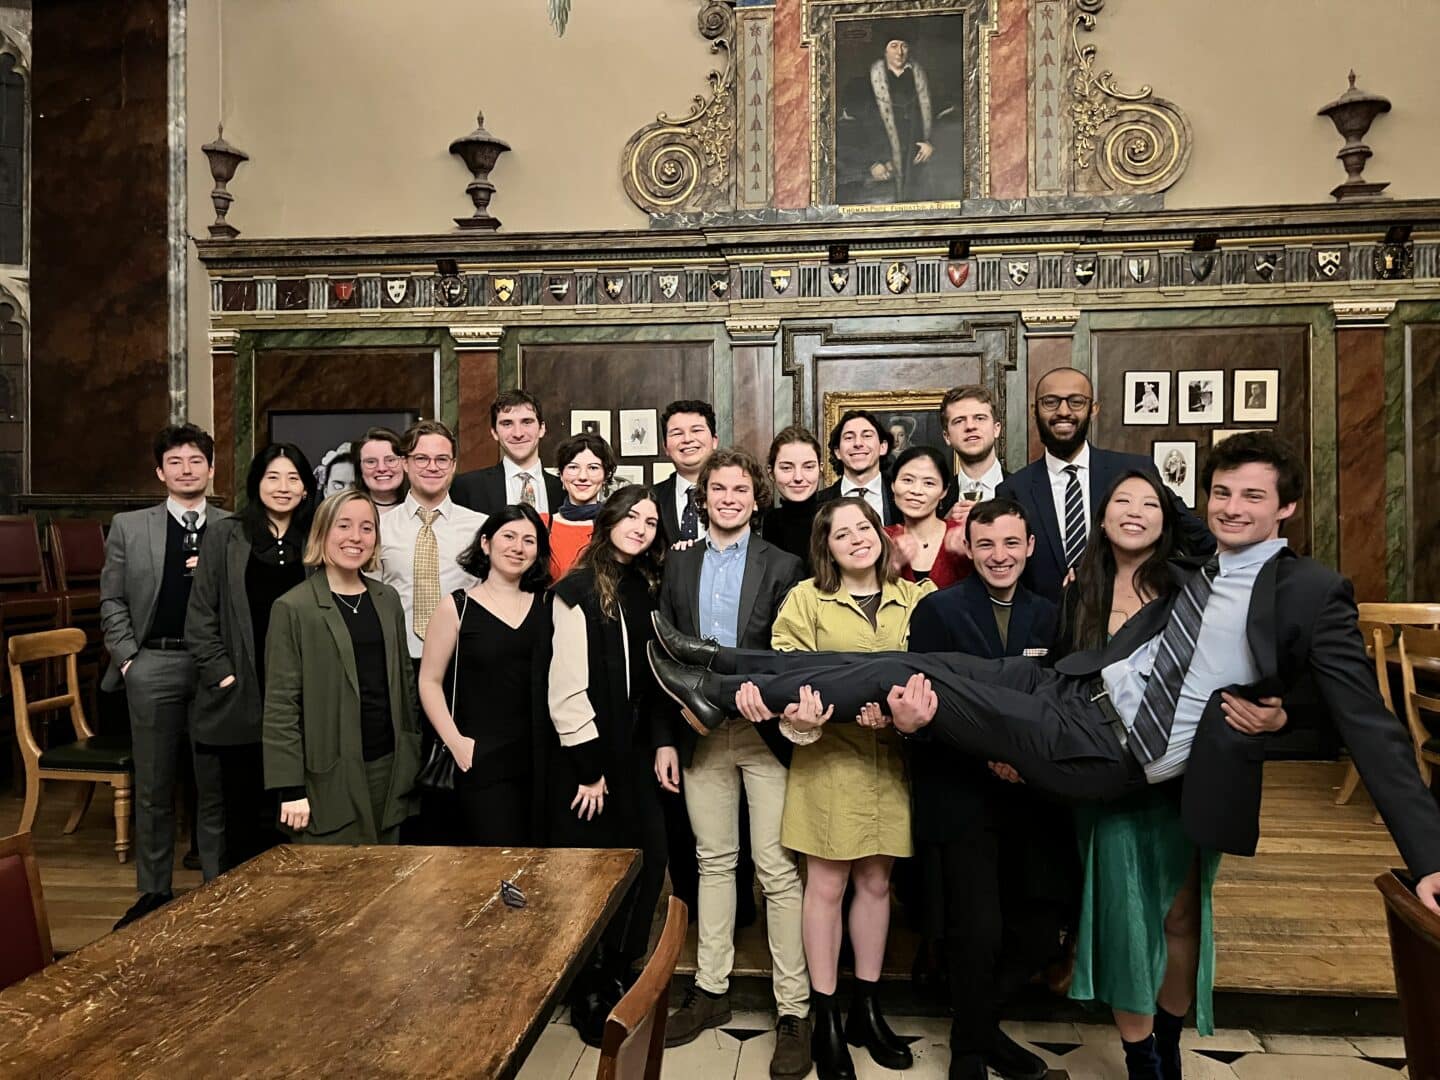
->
[649,431,1440,933]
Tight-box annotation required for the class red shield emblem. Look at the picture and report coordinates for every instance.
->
[332,280,356,303]
[947,262,970,288]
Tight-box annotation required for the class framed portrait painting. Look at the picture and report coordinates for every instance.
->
[268,409,420,496]
[1233,370,1279,422]
[821,388,949,485]
[1153,440,1197,508]
[1177,370,1224,424]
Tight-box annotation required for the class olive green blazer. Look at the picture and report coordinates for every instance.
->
[262,572,422,843]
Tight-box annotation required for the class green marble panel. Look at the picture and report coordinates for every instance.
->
[1388,302,1440,600]
[1073,305,1337,568]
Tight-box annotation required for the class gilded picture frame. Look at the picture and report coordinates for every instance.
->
[821,388,953,485]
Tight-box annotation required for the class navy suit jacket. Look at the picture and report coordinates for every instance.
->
[451,462,564,517]
[996,445,1215,603]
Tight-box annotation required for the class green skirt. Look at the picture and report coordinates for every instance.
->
[1069,782,1222,1034]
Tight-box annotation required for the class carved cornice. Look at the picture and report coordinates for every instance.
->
[208,328,241,350]
[725,317,781,342]
[1021,308,1080,332]
[449,324,506,347]
[1331,300,1396,326]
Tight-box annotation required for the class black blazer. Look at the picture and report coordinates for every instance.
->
[451,463,564,517]
[908,575,1060,843]
[657,534,804,767]
[185,517,265,746]
[816,473,900,526]
[1056,549,1440,876]
[996,445,1215,603]
[651,474,685,547]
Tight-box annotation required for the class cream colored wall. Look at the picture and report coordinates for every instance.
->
[1101,0,1440,208]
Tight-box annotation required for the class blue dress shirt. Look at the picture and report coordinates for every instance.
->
[1102,539,1289,783]
[698,529,750,648]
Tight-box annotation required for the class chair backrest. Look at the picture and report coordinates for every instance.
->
[1358,602,1440,629]
[0,515,49,591]
[0,831,54,990]
[1398,626,1440,753]
[596,896,688,1080]
[1376,871,1440,1079]
[47,519,106,589]
[8,628,92,766]
[1357,619,1398,713]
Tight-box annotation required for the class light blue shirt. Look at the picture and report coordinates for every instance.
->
[698,529,750,648]
[1101,539,1288,783]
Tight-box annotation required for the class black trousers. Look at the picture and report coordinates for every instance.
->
[718,650,1145,803]
[455,772,533,847]
[199,742,284,872]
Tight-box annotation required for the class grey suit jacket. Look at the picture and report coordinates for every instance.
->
[100,502,232,691]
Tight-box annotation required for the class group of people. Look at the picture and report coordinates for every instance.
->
[97,370,1440,1080]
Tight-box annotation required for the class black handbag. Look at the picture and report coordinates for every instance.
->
[416,594,466,794]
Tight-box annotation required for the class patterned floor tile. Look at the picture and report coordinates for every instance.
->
[515,1021,585,1079]
[1183,1028,1264,1053]
[1233,1054,1403,1078]
[1259,1034,1363,1056]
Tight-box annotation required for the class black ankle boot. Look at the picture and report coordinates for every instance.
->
[1122,1034,1163,1080]
[568,947,621,1049]
[844,978,913,1070]
[811,991,856,1080]
[1153,1009,1184,1080]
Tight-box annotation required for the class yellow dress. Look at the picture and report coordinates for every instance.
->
[772,577,935,861]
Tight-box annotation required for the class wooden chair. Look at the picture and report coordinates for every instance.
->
[595,896,688,1080]
[8,629,133,862]
[1375,871,1440,1079]
[1398,625,1440,788]
[46,518,109,719]
[1334,621,1397,808]
[0,830,54,991]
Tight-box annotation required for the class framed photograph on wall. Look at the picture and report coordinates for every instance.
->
[268,409,420,496]
[1153,440,1197,507]
[569,409,612,445]
[1233,370,1279,422]
[611,465,646,489]
[652,461,676,484]
[1212,428,1270,446]
[820,388,951,485]
[1122,372,1171,425]
[618,409,658,458]
[1177,370,1224,424]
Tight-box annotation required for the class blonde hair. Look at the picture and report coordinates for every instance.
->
[303,489,382,572]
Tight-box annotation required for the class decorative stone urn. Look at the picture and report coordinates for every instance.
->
[1317,71,1391,202]
[448,111,511,230]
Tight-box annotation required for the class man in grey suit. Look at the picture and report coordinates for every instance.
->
[101,424,229,928]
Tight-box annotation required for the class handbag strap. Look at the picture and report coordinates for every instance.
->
[452,591,468,713]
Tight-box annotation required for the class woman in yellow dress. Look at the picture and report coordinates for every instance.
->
[767,496,934,1078]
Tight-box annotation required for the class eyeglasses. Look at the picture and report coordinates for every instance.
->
[407,454,454,469]
[361,455,401,469]
[1036,394,1093,413]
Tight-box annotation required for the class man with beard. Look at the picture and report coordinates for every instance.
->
[997,367,1212,601]
[938,384,1005,524]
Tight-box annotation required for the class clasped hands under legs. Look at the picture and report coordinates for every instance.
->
[730,672,939,736]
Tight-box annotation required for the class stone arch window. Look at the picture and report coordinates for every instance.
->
[0,51,21,265]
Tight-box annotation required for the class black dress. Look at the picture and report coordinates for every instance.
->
[760,496,818,574]
[450,588,550,845]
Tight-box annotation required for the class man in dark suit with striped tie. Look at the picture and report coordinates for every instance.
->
[652,400,720,547]
[996,367,1213,601]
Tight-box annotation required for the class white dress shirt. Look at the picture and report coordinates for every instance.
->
[166,496,208,528]
[1045,443,1091,543]
[956,458,1005,502]
[842,471,886,523]
[504,457,550,515]
[377,493,487,657]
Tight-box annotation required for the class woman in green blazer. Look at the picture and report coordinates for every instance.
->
[262,489,422,844]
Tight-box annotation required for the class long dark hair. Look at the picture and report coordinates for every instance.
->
[458,504,552,592]
[571,484,665,620]
[242,443,318,549]
[1063,469,1181,653]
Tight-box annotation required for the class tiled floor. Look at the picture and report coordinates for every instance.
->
[516,1010,1411,1078]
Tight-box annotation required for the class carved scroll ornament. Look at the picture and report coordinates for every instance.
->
[1069,0,1191,195]
[621,1,736,215]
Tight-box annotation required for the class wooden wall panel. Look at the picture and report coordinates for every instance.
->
[458,350,499,471]
[1336,328,1387,602]
[1090,326,1312,555]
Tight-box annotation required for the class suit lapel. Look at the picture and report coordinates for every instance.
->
[678,544,703,635]
[1006,587,1039,657]
[487,465,508,510]
[1029,465,1064,571]
[313,574,360,696]
[1245,549,1290,681]
[147,503,168,583]
[957,576,1005,657]
[227,525,256,667]
[737,537,764,639]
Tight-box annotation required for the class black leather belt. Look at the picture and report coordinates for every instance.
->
[1082,678,1129,752]
[143,637,187,651]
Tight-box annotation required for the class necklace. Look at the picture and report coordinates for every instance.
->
[334,591,365,616]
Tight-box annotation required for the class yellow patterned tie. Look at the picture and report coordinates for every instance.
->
[413,507,441,639]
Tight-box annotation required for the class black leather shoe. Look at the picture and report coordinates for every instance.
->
[182,849,202,872]
[647,642,726,735]
[986,1028,1048,1080]
[844,983,913,1070]
[811,995,856,1080]
[651,611,722,670]
[948,1052,988,1080]
[113,891,173,931]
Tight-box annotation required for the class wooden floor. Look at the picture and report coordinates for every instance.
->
[2,760,1405,997]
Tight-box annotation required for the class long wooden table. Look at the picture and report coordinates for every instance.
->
[0,845,639,1078]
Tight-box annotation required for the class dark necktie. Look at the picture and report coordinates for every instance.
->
[679,487,699,541]
[1129,555,1222,764]
[1062,465,1086,568]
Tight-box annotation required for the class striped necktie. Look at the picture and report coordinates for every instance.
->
[413,507,441,639]
[1062,465,1086,568]
[1129,555,1222,764]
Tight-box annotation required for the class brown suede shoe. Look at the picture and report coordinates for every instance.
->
[664,985,731,1047]
[770,1014,813,1079]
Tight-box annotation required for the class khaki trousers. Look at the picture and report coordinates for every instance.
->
[684,718,808,1016]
